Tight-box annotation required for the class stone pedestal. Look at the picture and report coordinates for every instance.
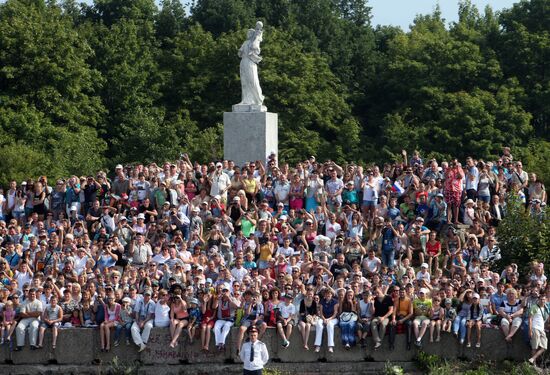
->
[223,111,278,167]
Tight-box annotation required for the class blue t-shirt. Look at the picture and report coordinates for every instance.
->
[388,207,400,221]
[381,227,395,252]
[320,298,338,318]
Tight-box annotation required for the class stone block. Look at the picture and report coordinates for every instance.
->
[140,327,182,365]
[326,330,366,362]
[223,111,278,167]
[55,328,97,365]
[275,326,322,362]
[184,327,229,364]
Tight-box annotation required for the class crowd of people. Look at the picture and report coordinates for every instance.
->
[0,149,547,366]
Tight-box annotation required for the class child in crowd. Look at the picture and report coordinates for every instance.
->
[1,301,16,344]
[467,293,483,348]
[114,297,134,346]
[429,296,444,342]
[38,295,63,349]
[70,309,82,327]
[81,300,96,327]
[442,298,456,332]
[187,297,202,344]
[277,294,296,348]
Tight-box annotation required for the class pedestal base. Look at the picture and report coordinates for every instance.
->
[232,104,267,112]
[223,111,278,167]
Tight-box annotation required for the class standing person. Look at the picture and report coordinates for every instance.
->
[528,295,549,366]
[15,288,43,351]
[444,159,464,225]
[239,326,269,375]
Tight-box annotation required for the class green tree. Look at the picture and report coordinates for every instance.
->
[497,0,550,138]
[497,196,550,277]
[0,0,106,179]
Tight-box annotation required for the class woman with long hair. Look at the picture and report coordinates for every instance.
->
[338,290,359,349]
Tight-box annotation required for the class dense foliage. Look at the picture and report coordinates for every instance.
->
[0,0,548,179]
[497,196,550,277]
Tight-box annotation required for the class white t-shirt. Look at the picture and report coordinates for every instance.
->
[325,221,341,240]
[154,303,171,327]
[277,302,296,319]
[231,266,248,282]
[276,246,294,258]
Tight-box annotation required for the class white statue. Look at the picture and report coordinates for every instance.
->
[236,21,265,110]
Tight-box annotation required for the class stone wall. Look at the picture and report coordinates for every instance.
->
[2,326,531,366]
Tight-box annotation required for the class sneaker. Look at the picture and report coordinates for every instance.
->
[345,343,350,350]
[466,342,471,348]
[328,347,334,353]
[282,340,290,348]
[475,342,481,348]
[374,342,381,349]
[138,343,147,352]
[126,339,130,346]
[460,339,465,345]
[13,346,22,352]
[315,346,320,353]
[114,340,119,347]
[436,336,441,342]
[414,340,421,348]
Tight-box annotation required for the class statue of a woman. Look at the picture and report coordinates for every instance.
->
[237,21,265,108]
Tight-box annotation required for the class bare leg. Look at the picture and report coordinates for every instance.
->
[52,326,58,348]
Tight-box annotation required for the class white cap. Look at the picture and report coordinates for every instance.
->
[421,263,429,269]
[216,162,223,167]
[472,293,480,299]
[137,213,145,220]
[419,288,428,294]
[115,164,123,169]
[70,204,78,211]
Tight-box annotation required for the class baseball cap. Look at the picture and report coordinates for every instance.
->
[419,288,428,294]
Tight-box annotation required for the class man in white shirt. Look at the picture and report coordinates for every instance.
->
[15,288,43,350]
[209,163,231,203]
[231,258,248,282]
[239,326,269,375]
[273,175,290,209]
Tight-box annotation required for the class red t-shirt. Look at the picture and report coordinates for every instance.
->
[426,241,441,256]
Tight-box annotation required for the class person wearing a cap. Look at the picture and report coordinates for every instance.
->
[240,325,269,375]
[463,198,476,226]
[236,290,267,351]
[212,283,241,350]
[276,293,296,348]
[412,288,432,348]
[407,217,430,265]
[466,293,483,348]
[114,297,134,347]
[129,232,152,267]
[131,289,156,352]
[209,162,231,204]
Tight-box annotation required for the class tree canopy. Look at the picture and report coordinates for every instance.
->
[0,0,548,182]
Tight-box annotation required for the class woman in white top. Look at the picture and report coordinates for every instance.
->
[154,290,171,328]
